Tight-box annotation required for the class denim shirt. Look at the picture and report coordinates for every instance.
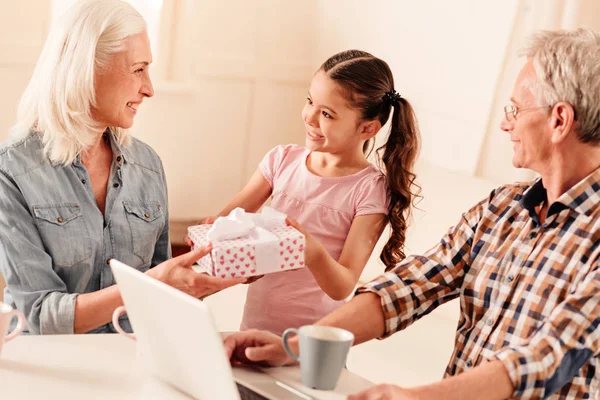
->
[0,132,171,334]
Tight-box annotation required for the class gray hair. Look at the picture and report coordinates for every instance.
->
[521,28,600,145]
[12,0,147,165]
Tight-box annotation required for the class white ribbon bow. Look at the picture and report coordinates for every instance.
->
[207,207,286,241]
[207,207,288,269]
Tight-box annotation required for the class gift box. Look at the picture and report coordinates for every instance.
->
[187,207,306,278]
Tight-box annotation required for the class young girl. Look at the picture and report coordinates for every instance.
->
[192,50,420,335]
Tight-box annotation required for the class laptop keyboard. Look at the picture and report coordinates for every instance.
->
[236,382,269,400]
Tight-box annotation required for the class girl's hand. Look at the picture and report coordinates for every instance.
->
[184,216,218,246]
[285,218,327,266]
[197,216,218,225]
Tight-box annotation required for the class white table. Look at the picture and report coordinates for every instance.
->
[0,334,373,399]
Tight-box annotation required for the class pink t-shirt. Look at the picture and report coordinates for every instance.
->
[240,144,388,335]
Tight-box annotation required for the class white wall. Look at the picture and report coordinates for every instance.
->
[0,1,50,143]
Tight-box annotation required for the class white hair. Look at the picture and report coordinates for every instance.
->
[12,0,147,165]
[521,28,600,145]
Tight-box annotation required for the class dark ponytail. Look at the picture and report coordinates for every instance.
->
[321,50,421,272]
[378,97,420,271]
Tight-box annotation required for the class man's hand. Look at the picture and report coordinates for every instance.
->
[348,384,422,400]
[349,361,514,400]
[223,329,297,367]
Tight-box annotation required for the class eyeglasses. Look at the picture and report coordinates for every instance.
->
[503,104,551,122]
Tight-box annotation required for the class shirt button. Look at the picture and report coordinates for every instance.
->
[106,259,111,265]
[81,179,86,185]
[57,217,63,223]
[487,318,493,326]
[466,360,473,368]
[113,183,120,188]
[116,156,122,162]
[507,275,514,283]
[144,213,150,218]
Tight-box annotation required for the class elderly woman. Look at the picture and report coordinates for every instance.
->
[0,0,242,335]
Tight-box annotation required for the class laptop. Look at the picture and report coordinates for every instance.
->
[110,259,314,400]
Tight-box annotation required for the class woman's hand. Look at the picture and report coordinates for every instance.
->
[184,216,218,246]
[243,275,264,284]
[146,246,244,298]
[285,218,327,267]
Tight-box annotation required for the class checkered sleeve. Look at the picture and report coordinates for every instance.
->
[356,194,491,338]
[492,261,600,399]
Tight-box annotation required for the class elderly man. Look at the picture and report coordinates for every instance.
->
[223,28,600,399]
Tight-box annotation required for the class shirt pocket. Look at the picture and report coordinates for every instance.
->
[123,201,165,266]
[32,204,91,267]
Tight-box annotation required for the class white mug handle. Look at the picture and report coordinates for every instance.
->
[4,310,25,342]
[112,306,136,341]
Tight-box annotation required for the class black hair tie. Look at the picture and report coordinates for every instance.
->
[382,90,402,105]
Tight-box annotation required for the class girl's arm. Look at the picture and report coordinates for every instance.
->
[216,168,273,216]
[185,168,272,246]
[288,214,387,300]
[186,167,272,241]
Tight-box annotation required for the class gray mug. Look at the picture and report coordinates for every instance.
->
[282,325,354,390]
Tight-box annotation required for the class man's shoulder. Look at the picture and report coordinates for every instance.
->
[491,181,532,200]
[470,181,532,210]
[461,181,533,221]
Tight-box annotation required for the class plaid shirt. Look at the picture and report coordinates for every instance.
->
[358,168,600,399]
